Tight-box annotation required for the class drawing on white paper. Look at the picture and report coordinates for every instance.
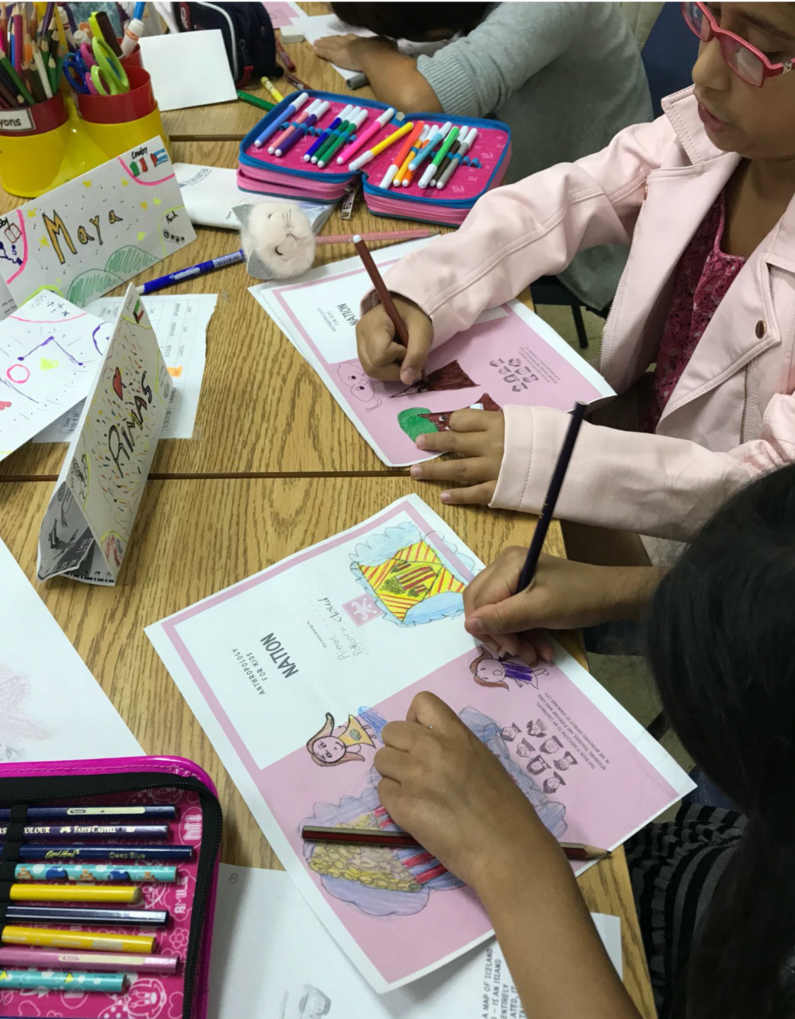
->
[281,984,332,1019]
[469,647,550,691]
[302,706,567,917]
[349,523,470,628]
[306,710,385,768]
[0,667,52,761]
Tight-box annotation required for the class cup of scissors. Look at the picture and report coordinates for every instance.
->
[64,38,130,96]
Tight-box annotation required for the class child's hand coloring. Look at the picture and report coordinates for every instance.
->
[410,409,504,505]
[356,297,433,385]
[375,692,553,892]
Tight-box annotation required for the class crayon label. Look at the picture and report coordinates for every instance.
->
[0,111,34,133]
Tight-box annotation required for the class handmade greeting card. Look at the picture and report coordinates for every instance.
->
[37,285,171,585]
[1,136,195,310]
[250,240,614,466]
[0,291,113,460]
[147,495,693,992]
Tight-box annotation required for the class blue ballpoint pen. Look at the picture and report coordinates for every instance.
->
[304,104,352,162]
[138,251,245,295]
[408,120,452,171]
[253,91,309,148]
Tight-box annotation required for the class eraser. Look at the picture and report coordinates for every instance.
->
[280,26,305,44]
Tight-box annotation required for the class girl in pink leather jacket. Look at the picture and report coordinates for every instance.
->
[356,2,795,548]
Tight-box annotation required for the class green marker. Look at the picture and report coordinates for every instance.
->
[237,90,275,112]
[313,119,351,166]
[319,112,363,168]
[419,125,459,189]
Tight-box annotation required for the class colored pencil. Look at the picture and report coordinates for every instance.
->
[515,402,588,594]
[4,905,168,927]
[302,825,609,861]
[7,883,142,903]
[317,228,437,245]
[14,863,177,883]
[0,970,129,993]
[0,823,170,840]
[353,234,409,347]
[13,844,192,862]
[2,926,156,954]
[0,806,177,821]
[0,946,179,974]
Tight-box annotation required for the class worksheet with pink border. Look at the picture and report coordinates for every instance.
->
[249,241,614,466]
[146,495,693,993]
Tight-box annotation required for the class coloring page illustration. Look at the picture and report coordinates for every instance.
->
[250,241,614,466]
[146,496,694,992]
[37,284,171,585]
[0,291,112,460]
[1,136,195,310]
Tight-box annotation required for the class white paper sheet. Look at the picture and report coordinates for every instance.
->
[0,537,141,763]
[174,163,335,233]
[0,293,112,461]
[210,865,622,1016]
[139,31,237,111]
[146,493,693,991]
[34,294,216,443]
[302,14,451,83]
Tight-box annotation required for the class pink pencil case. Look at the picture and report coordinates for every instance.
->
[237,89,512,226]
[0,756,222,1019]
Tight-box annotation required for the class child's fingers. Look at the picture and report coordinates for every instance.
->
[411,456,492,484]
[415,429,480,454]
[448,409,500,432]
[380,720,415,751]
[406,691,458,730]
[398,324,433,386]
[440,481,496,506]
[373,746,409,781]
[467,591,544,637]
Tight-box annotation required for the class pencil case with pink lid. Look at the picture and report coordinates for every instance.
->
[237,89,512,226]
[0,755,222,1019]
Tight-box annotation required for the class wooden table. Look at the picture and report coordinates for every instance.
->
[0,477,655,1017]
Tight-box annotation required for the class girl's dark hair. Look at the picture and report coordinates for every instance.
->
[330,3,490,41]
[647,464,795,1018]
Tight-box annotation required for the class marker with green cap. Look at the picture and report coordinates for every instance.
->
[418,126,460,189]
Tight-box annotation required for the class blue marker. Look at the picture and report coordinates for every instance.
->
[305,104,352,162]
[253,91,309,149]
[408,121,451,171]
[138,250,245,295]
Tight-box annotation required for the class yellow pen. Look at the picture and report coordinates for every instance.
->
[2,927,156,955]
[9,884,142,904]
[261,76,285,103]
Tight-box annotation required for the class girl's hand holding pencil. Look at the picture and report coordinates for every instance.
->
[356,296,433,385]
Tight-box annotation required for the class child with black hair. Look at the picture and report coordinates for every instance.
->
[313,2,652,313]
[376,462,795,1018]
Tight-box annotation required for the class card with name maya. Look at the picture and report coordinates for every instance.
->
[147,494,694,992]
[37,285,171,586]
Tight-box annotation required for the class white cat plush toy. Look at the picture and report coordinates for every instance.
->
[236,202,317,280]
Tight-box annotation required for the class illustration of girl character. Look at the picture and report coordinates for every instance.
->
[306,708,386,767]
[470,647,550,690]
[543,772,566,794]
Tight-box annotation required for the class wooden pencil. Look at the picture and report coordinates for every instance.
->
[352,234,409,347]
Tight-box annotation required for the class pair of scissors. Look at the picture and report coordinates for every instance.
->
[63,37,129,96]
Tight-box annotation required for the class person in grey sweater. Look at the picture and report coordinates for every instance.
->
[313,2,653,313]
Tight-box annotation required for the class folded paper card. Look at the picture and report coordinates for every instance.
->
[147,494,694,992]
[37,284,171,586]
[250,239,614,466]
[1,137,195,310]
[0,292,112,461]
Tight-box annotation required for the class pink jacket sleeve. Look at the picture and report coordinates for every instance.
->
[491,398,795,541]
[374,115,673,347]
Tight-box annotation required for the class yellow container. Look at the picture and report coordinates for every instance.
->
[0,93,73,197]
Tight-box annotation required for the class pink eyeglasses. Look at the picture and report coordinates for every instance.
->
[682,1,794,87]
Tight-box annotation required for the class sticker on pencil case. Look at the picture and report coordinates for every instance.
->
[0,110,34,132]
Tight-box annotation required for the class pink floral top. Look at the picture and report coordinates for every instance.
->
[646,192,746,431]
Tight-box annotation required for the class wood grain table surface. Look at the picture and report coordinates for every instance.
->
[0,477,654,1018]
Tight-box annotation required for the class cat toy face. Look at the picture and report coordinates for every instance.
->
[237,202,317,280]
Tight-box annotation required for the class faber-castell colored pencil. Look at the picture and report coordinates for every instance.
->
[6,883,142,903]
[0,970,129,993]
[301,826,610,861]
[2,926,156,954]
[4,905,168,927]
[353,235,409,347]
[14,863,177,883]
[13,844,192,862]
[0,805,177,821]
[0,823,170,840]
[0,946,179,974]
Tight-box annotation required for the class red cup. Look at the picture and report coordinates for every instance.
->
[75,66,155,124]
[121,46,143,70]
[0,91,67,135]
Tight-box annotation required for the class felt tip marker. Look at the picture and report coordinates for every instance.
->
[275,101,330,157]
[438,127,478,189]
[304,104,352,162]
[313,106,360,165]
[319,107,368,167]
[408,120,451,171]
[396,124,430,186]
[338,105,395,164]
[419,125,460,189]
[252,91,308,148]
[348,120,414,171]
[269,97,324,154]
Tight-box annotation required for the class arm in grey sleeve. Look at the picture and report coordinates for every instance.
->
[416,2,583,118]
